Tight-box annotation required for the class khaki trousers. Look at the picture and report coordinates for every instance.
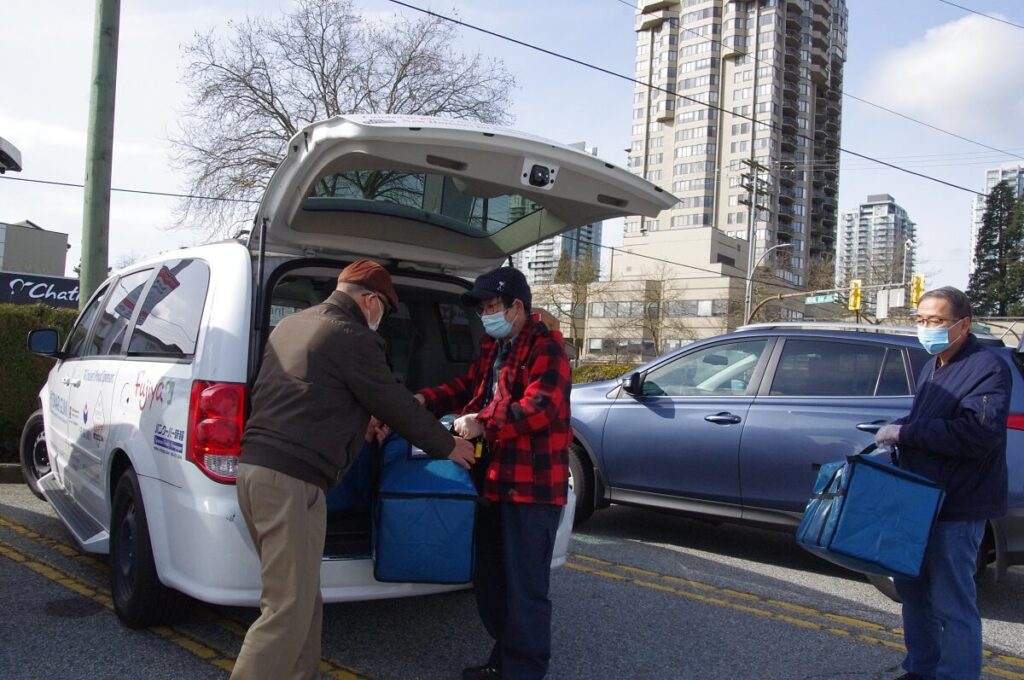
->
[232,463,326,680]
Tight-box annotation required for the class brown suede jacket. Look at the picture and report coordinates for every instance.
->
[240,290,454,490]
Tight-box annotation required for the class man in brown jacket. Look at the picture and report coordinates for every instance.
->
[232,260,476,680]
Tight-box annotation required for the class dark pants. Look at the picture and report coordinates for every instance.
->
[894,520,986,680]
[474,501,561,680]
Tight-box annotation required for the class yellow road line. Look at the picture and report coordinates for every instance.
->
[0,538,235,671]
[567,554,1024,679]
[0,520,373,680]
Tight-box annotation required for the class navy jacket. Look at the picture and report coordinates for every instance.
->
[894,334,1010,521]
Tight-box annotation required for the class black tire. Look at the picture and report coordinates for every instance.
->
[110,468,174,628]
[19,410,49,500]
[568,444,594,527]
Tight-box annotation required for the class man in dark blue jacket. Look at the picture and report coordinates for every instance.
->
[876,286,1010,680]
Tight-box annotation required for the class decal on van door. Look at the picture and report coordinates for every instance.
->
[153,423,185,458]
[135,371,176,411]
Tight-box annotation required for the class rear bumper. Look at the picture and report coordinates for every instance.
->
[141,476,575,607]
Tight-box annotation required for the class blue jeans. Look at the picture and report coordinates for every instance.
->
[474,502,561,680]
[894,520,986,680]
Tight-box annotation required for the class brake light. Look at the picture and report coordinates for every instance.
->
[1008,414,1024,431]
[188,381,246,483]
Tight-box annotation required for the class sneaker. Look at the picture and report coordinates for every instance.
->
[461,664,501,680]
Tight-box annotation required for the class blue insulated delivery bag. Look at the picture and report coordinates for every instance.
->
[796,447,945,579]
[373,443,478,584]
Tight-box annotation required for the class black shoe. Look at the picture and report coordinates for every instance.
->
[893,673,925,680]
[462,664,500,680]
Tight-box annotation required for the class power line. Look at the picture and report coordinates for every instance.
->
[0,172,809,292]
[613,0,1024,163]
[560,234,807,292]
[387,0,987,197]
[0,174,259,203]
[934,0,1024,30]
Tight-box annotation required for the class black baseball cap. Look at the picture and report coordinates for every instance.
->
[461,266,531,312]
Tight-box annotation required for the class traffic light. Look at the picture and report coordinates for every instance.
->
[848,279,862,312]
[910,274,925,307]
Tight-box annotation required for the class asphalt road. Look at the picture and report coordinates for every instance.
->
[2,482,1022,679]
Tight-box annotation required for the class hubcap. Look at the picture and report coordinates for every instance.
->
[31,430,50,478]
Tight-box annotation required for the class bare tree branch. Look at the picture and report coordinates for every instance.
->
[171,0,516,237]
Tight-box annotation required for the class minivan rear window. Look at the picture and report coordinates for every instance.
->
[127,259,210,357]
[305,170,543,236]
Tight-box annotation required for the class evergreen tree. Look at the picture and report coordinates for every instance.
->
[967,181,1022,316]
[1007,193,1024,316]
[553,251,573,284]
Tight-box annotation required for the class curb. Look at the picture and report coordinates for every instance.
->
[0,464,23,485]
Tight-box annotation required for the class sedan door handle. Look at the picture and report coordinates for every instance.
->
[705,412,742,425]
[856,419,888,433]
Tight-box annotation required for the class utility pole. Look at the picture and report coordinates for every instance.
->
[741,158,772,322]
[80,0,121,308]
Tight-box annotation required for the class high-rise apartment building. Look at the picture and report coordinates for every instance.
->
[511,142,603,285]
[620,0,848,293]
[834,194,916,291]
[970,162,1024,274]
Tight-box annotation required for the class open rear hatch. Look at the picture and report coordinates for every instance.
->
[250,114,676,277]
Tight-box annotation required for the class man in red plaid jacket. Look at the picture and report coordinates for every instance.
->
[416,266,571,680]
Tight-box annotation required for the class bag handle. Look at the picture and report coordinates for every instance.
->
[850,441,900,466]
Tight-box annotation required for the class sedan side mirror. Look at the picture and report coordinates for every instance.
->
[27,328,62,358]
[620,372,642,396]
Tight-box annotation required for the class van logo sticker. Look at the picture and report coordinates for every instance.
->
[135,372,176,411]
[83,370,115,384]
[83,403,89,425]
[153,423,185,458]
[92,400,106,444]
[49,392,69,420]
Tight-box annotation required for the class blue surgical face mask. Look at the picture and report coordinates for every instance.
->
[481,307,516,339]
[917,319,965,355]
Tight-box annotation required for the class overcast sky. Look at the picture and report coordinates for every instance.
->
[2,0,1023,288]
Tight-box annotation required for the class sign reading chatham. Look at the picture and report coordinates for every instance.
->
[0,271,79,309]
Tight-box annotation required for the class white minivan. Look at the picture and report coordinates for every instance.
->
[22,114,675,627]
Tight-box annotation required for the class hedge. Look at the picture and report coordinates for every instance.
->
[572,363,636,384]
[0,304,77,462]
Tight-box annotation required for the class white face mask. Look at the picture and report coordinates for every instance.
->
[367,295,384,332]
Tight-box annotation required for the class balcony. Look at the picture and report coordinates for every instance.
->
[639,0,679,13]
[637,9,673,31]
[780,134,798,152]
[781,116,798,133]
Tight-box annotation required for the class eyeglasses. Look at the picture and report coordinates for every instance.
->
[915,317,960,328]
[478,300,508,316]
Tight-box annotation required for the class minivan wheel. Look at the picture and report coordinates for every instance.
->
[110,468,173,628]
[568,444,594,526]
[19,410,49,500]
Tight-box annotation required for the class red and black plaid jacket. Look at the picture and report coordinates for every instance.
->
[418,316,571,506]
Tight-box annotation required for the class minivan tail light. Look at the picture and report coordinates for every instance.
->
[1008,414,1024,431]
[188,381,246,483]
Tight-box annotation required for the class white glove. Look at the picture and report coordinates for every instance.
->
[453,413,483,440]
[874,424,902,446]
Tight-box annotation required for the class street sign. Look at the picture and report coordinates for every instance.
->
[805,293,838,305]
